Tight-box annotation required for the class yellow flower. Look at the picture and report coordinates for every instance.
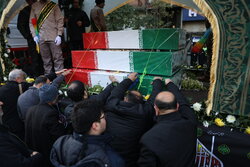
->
[214,118,225,127]
[144,95,150,100]
[26,78,35,83]
[245,127,250,135]
[0,83,6,86]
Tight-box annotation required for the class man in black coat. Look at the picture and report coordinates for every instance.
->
[105,72,163,167]
[64,76,118,122]
[0,101,43,167]
[138,79,197,167]
[51,99,125,167]
[0,69,29,140]
[17,0,43,77]
[67,0,90,50]
[25,84,66,167]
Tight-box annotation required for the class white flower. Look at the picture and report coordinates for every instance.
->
[226,115,236,123]
[3,77,7,81]
[58,90,63,95]
[203,121,209,128]
[193,102,202,111]
[64,91,68,97]
[4,53,8,57]
[6,49,10,53]
[215,112,219,116]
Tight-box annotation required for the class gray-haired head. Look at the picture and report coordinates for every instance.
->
[8,69,27,83]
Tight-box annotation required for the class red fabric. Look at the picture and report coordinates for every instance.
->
[9,47,28,51]
[83,32,107,49]
[71,51,97,69]
[65,69,92,85]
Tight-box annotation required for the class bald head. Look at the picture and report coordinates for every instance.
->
[155,91,177,112]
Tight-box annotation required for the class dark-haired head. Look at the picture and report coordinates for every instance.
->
[71,100,106,135]
[67,80,87,102]
[124,90,143,104]
[34,76,48,85]
[95,0,105,8]
[154,91,178,115]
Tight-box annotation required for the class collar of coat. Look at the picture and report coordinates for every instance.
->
[156,111,182,122]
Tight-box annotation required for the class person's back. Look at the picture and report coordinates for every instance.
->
[141,113,196,166]
[0,69,29,140]
[18,76,48,121]
[50,100,125,167]
[25,84,66,167]
[105,73,163,167]
[0,102,43,167]
[138,79,197,167]
[64,78,117,122]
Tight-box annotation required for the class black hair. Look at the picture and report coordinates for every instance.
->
[155,97,177,110]
[67,80,86,102]
[34,76,48,85]
[95,0,104,5]
[45,72,57,82]
[71,99,102,134]
[125,91,143,104]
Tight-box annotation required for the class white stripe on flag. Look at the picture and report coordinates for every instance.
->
[96,50,131,72]
[108,30,140,49]
[89,71,128,87]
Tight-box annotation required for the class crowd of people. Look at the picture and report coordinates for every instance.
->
[1,0,199,166]
[0,69,197,167]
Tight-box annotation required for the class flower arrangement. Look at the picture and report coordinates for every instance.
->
[192,102,250,135]
[181,77,206,91]
[0,28,15,83]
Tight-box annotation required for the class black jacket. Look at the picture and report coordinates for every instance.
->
[68,7,90,41]
[50,133,125,167]
[138,82,197,167]
[0,81,30,139]
[25,103,66,167]
[64,83,116,122]
[0,124,43,167]
[105,79,163,167]
[17,5,33,40]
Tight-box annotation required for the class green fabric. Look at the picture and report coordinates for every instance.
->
[37,1,56,29]
[141,28,186,50]
[130,50,184,76]
[207,0,250,116]
[131,70,183,95]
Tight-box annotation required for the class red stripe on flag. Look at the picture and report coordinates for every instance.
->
[71,51,97,69]
[83,32,107,49]
[65,69,93,85]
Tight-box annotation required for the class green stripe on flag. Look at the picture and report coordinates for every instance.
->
[142,29,186,50]
[132,51,175,76]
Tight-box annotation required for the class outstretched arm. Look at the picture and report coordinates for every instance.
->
[90,76,118,105]
[105,73,137,111]
[165,79,197,123]
[146,77,163,106]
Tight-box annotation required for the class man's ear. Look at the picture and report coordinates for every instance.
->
[83,90,88,99]
[124,96,128,102]
[154,104,159,116]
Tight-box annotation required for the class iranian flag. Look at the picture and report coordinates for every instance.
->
[83,29,186,50]
[71,50,185,76]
